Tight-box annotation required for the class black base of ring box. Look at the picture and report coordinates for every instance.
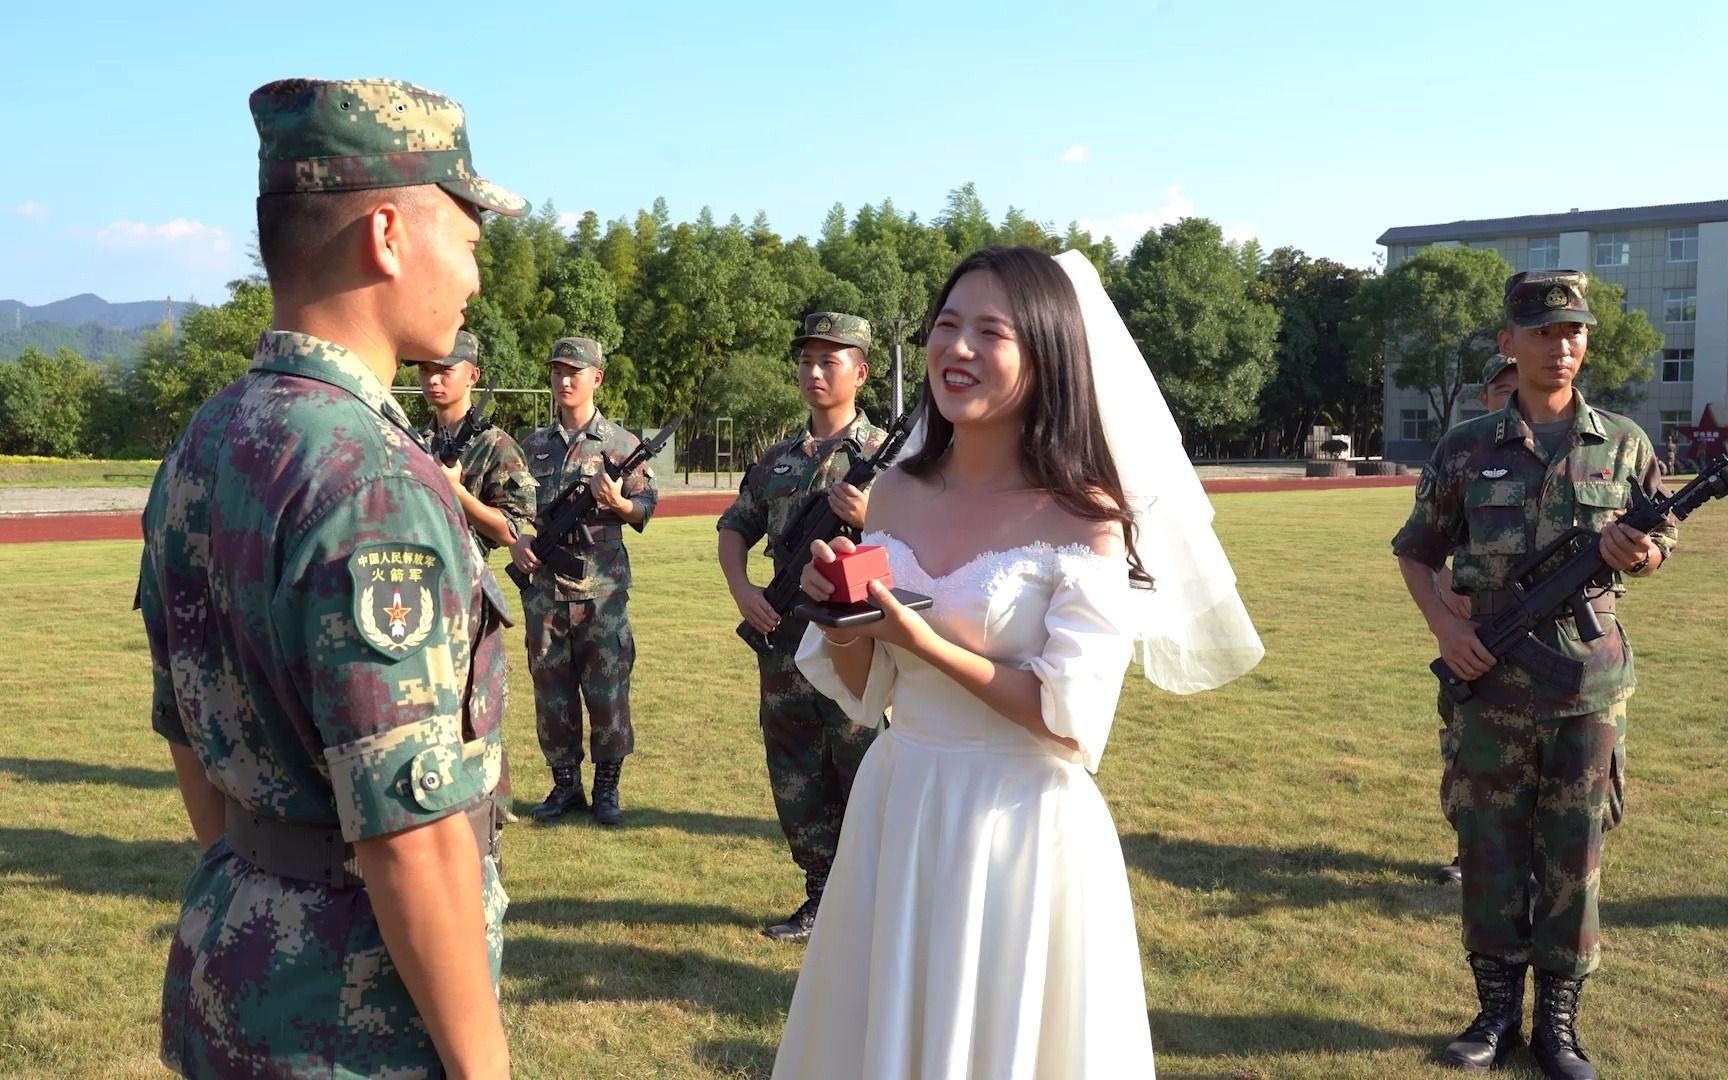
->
[794,589,933,628]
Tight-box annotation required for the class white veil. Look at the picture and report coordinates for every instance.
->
[1051,250,1263,692]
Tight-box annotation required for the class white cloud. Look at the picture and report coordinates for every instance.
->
[1076,185,1197,251]
[92,217,235,270]
[557,210,581,231]
[14,201,49,220]
[1061,144,1090,165]
[1222,221,1257,244]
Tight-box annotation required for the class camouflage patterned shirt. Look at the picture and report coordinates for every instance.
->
[717,410,889,566]
[138,330,510,1076]
[1393,389,1676,716]
[519,409,659,601]
[421,420,537,553]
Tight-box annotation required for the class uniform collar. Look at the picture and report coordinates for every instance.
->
[800,409,872,449]
[558,408,610,444]
[253,331,416,435]
[1492,389,1606,447]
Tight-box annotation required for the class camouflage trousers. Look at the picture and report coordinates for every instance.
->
[161,840,506,1077]
[1448,697,1628,977]
[758,632,878,894]
[522,586,635,767]
[1439,686,1624,833]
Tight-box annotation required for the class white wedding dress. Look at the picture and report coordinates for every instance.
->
[775,531,1155,1080]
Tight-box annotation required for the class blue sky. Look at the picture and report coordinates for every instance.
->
[2,0,1723,306]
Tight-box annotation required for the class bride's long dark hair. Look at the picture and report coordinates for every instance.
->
[900,246,1150,585]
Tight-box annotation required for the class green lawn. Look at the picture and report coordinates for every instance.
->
[1,492,1723,1078]
[0,455,158,488]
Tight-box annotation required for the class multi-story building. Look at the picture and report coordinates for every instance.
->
[1378,200,1728,462]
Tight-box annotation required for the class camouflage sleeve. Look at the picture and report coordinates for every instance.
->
[715,462,768,548]
[1392,441,1464,569]
[271,474,487,842]
[1632,432,1678,563]
[621,438,659,533]
[475,430,537,533]
[136,518,188,746]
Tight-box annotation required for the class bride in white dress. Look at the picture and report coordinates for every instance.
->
[774,247,1263,1080]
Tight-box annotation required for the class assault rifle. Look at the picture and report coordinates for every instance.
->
[504,417,684,590]
[1434,452,1728,702]
[432,384,496,468]
[736,409,917,656]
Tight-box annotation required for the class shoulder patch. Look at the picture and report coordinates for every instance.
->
[349,543,443,660]
[1481,468,1508,479]
[772,462,794,475]
[1415,465,1436,501]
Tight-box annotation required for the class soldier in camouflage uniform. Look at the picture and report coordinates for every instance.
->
[717,312,887,942]
[137,78,524,1078]
[412,329,537,824]
[1394,271,1674,1079]
[513,336,659,827]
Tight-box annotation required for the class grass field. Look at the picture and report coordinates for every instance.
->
[1,491,1723,1078]
[0,456,158,488]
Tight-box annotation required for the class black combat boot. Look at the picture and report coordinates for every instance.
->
[1436,854,1462,885]
[530,763,586,822]
[1531,970,1595,1080]
[591,760,624,827]
[1442,953,1527,1072]
[763,874,824,943]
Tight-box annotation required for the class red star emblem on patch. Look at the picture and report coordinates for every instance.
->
[384,598,411,627]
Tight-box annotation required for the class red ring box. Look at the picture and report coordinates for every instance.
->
[816,545,893,604]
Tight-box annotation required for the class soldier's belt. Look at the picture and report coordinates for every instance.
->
[223,795,498,889]
[1471,589,1616,619]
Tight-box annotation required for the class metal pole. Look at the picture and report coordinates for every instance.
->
[891,339,905,419]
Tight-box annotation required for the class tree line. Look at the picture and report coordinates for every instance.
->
[0,185,1662,463]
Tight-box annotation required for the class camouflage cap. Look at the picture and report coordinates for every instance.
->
[249,78,526,217]
[1504,270,1596,329]
[792,311,872,354]
[414,329,479,368]
[1480,353,1518,387]
[547,336,605,371]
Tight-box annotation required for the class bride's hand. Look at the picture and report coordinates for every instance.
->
[840,578,932,651]
[798,536,857,601]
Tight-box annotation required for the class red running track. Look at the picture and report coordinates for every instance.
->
[0,478,1413,545]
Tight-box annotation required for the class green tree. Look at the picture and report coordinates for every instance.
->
[0,346,104,456]
[1110,218,1279,444]
[1578,277,1662,411]
[126,279,273,450]
[629,220,789,469]
[935,182,994,256]
[1253,248,1372,455]
[705,351,807,461]
[1349,245,1510,438]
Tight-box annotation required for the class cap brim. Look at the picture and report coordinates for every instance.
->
[792,333,867,351]
[1511,309,1597,329]
[440,175,527,217]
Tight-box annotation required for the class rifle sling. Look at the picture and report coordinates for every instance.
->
[223,795,498,890]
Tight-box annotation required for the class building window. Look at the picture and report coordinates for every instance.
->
[1662,348,1695,383]
[1660,410,1692,445]
[1594,232,1630,266]
[1528,236,1560,270]
[1664,289,1697,323]
[1400,409,1432,441]
[1669,226,1699,262]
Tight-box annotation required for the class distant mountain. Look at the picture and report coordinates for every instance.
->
[0,322,152,363]
[0,293,205,363]
[0,293,199,333]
